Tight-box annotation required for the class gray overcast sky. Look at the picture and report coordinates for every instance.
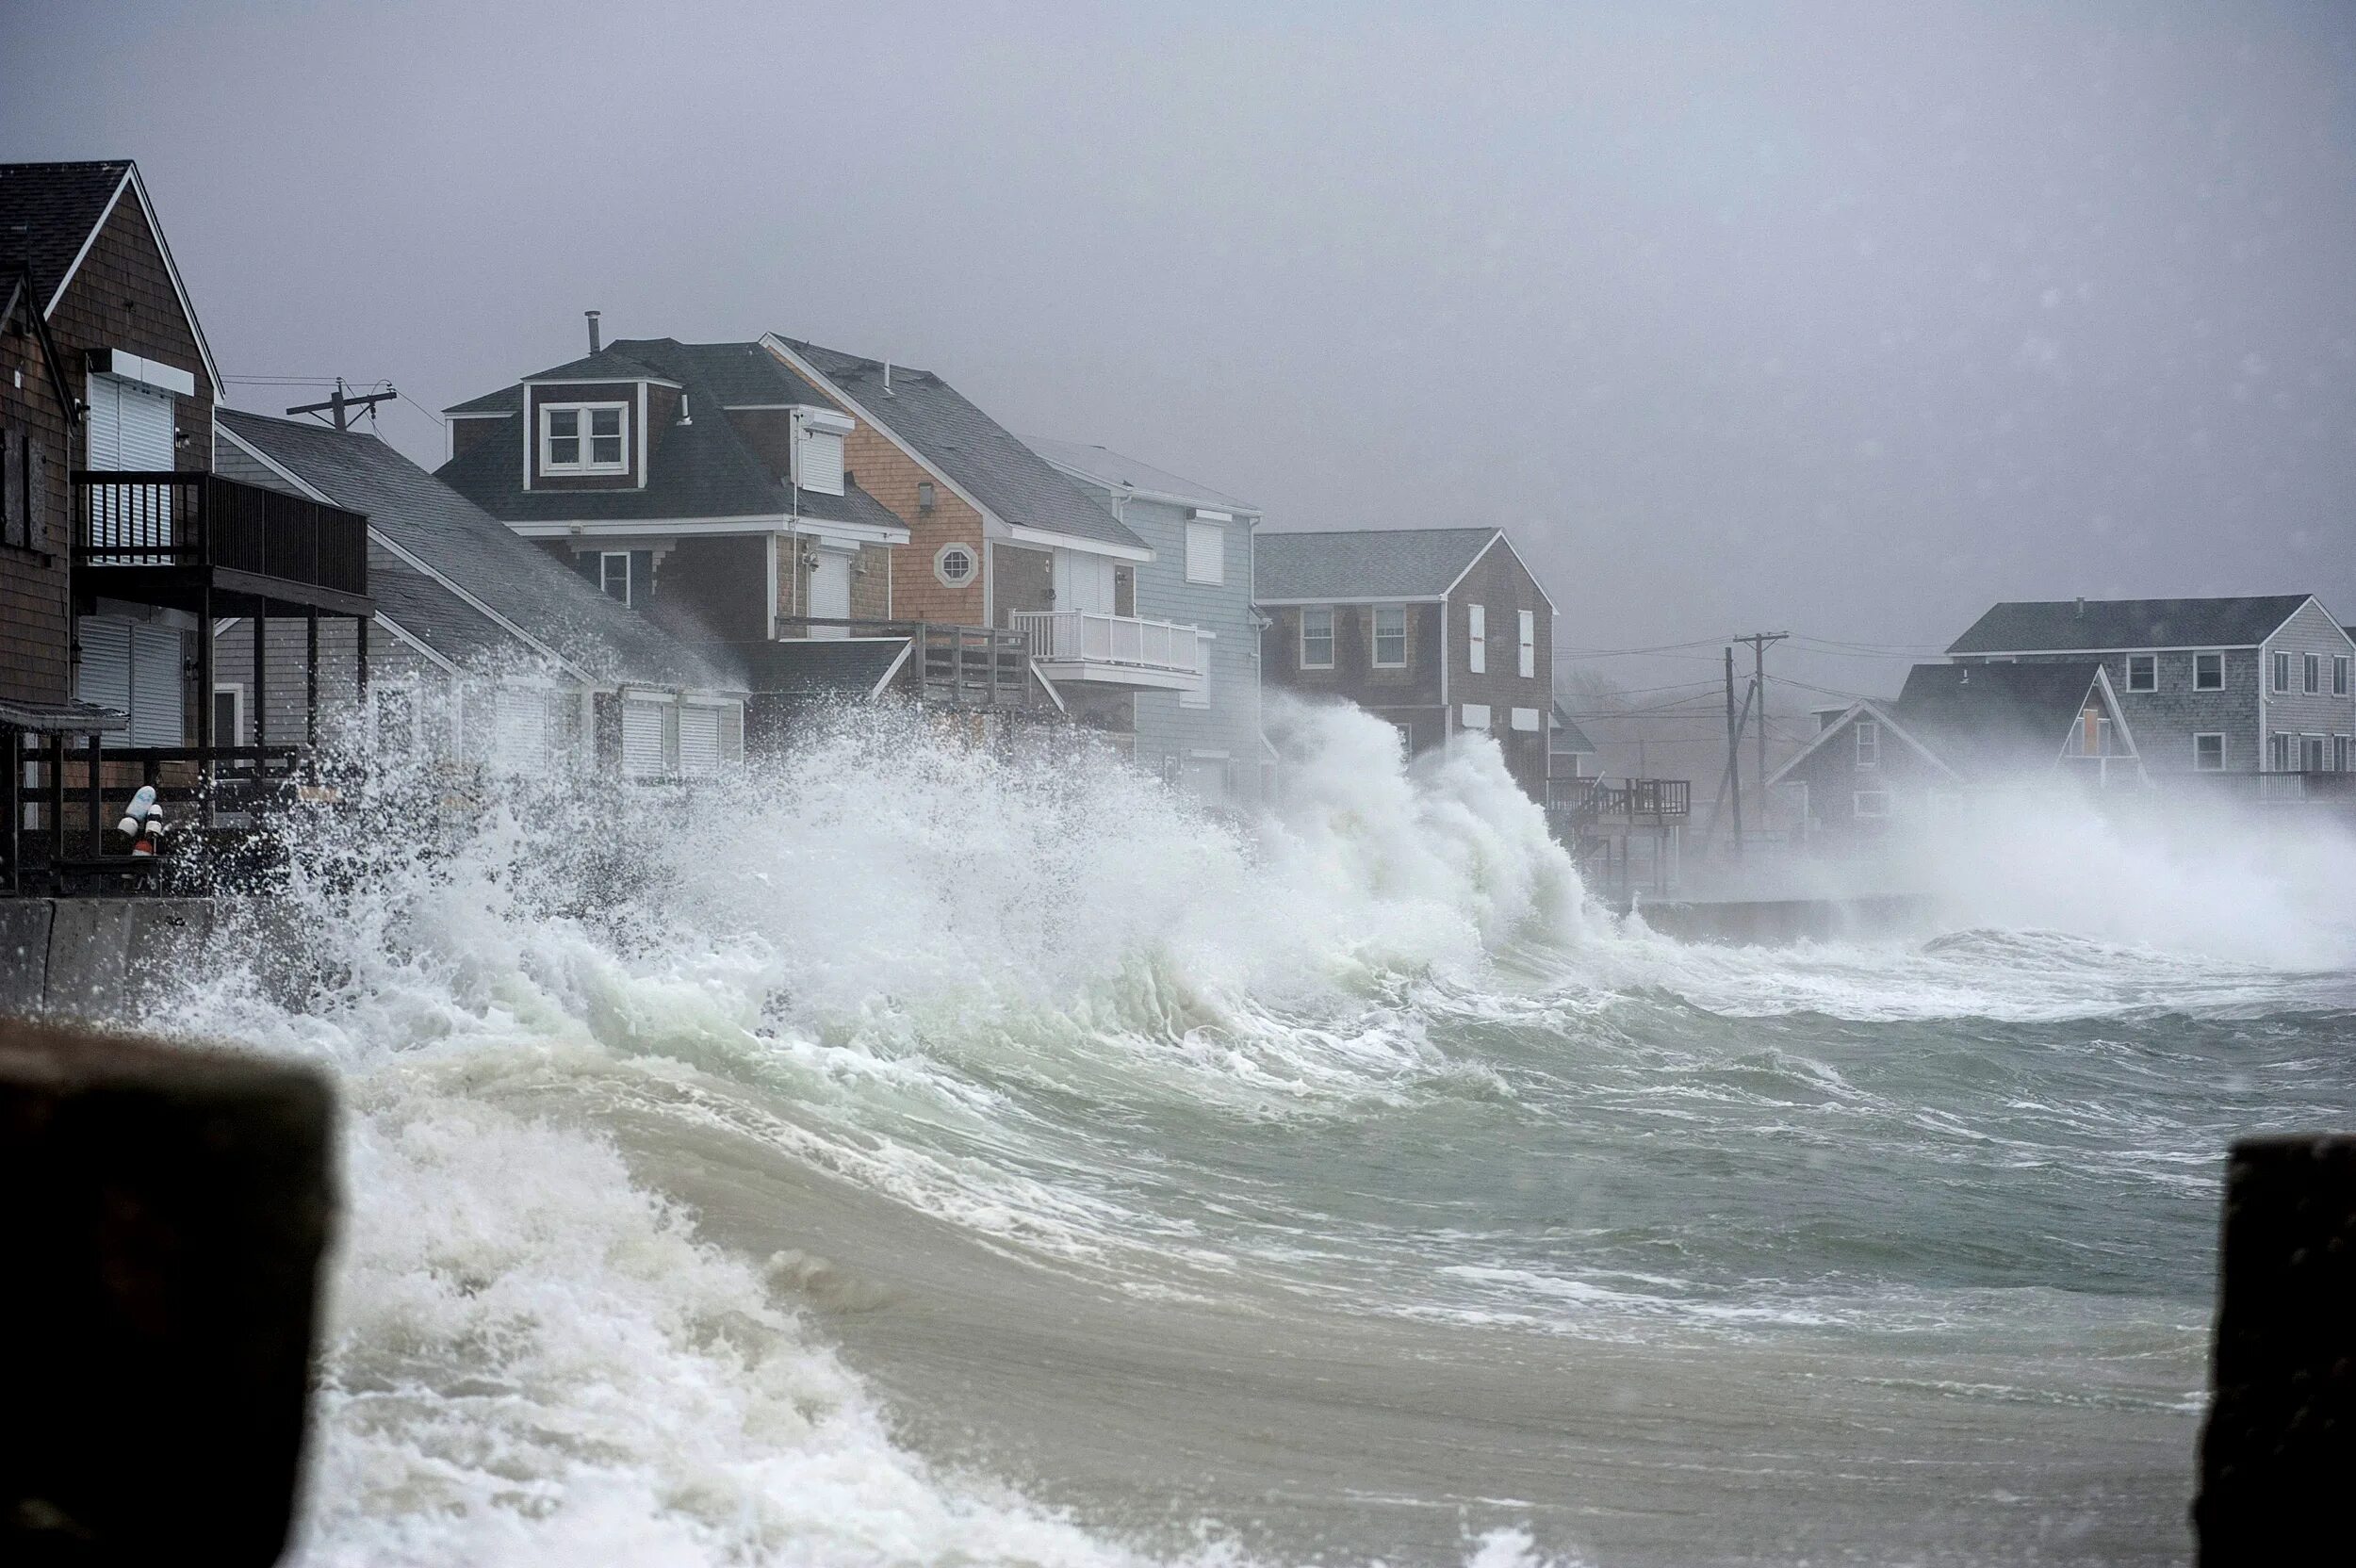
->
[8,0,2353,707]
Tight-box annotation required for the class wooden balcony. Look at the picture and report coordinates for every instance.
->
[1553,777,1691,825]
[768,618,1049,710]
[73,470,371,617]
[1009,610,1206,693]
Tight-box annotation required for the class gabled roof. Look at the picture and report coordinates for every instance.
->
[434,337,904,534]
[0,159,223,396]
[1894,661,2117,780]
[1946,596,2314,654]
[1253,527,1499,602]
[1028,437,1259,514]
[768,337,1147,556]
[218,408,739,694]
[1549,700,1598,755]
[518,347,677,385]
[1766,698,1956,789]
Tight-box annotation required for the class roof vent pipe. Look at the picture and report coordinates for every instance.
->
[2074,596,2086,618]
[585,310,602,354]
[883,360,893,396]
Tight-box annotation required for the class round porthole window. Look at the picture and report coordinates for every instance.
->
[934,542,977,589]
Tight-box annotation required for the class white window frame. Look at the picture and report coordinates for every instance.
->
[1299,607,1334,670]
[1461,703,1491,730]
[2303,652,2321,695]
[2268,732,2290,772]
[2335,735,2350,773]
[1467,603,1486,674]
[2336,654,2350,697]
[212,682,245,747]
[2272,650,2291,693]
[2193,732,2225,772]
[1517,610,1535,678]
[2303,733,2327,773]
[540,400,629,475]
[1371,605,1407,668]
[598,550,635,607]
[2194,650,2223,691]
[932,541,978,590]
[1855,718,1880,769]
[2125,652,2155,692]
[1183,519,1225,585]
[1853,790,1892,819]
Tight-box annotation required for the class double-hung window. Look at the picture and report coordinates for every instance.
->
[2125,653,2155,692]
[1467,604,1487,674]
[2303,653,2321,695]
[2194,651,2223,691]
[2194,734,2225,772]
[1855,718,1880,769]
[1299,607,1334,670]
[2272,651,2291,693]
[1853,791,1891,819]
[542,401,628,474]
[1518,610,1536,678]
[2336,654,2351,696]
[2337,735,2351,773]
[1372,605,1407,668]
[599,551,634,607]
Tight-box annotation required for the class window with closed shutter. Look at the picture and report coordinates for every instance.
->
[678,705,722,776]
[129,623,185,746]
[76,617,133,742]
[621,700,666,776]
[797,429,844,495]
[86,374,176,553]
[1185,521,1224,585]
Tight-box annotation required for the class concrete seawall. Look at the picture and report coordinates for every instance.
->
[1619,894,1938,946]
[0,897,302,1021]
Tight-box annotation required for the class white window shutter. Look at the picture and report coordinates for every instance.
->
[1468,604,1486,674]
[1185,521,1224,585]
[76,616,133,743]
[621,700,665,776]
[129,623,184,746]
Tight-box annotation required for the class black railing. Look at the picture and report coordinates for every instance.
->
[74,471,368,596]
[1553,777,1691,822]
[3,739,309,895]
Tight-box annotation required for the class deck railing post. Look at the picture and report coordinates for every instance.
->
[2,730,19,897]
[86,736,102,859]
[305,609,319,748]
[47,733,65,870]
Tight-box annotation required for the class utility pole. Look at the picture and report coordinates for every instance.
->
[1734,631,1789,846]
[286,378,397,432]
[1724,645,1742,858]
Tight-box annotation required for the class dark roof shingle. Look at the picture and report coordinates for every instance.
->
[220,408,739,692]
[777,339,1145,553]
[1893,661,2106,779]
[1946,596,2312,655]
[0,160,131,301]
[1253,527,1498,601]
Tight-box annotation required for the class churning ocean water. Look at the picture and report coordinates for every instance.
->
[144,700,2356,1568]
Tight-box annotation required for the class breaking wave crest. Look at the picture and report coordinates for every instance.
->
[130,695,2356,1566]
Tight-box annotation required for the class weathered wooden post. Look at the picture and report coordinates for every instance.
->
[0,1020,335,1565]
[2193,1133,2356,1564]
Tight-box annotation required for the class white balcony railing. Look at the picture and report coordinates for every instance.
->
[1011,610,1205,680]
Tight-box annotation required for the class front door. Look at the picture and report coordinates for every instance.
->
[808,547,852,638]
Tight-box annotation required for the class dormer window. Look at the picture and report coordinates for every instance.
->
[543,401,628,474]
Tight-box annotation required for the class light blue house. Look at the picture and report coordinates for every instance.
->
[1032,439,1273,807]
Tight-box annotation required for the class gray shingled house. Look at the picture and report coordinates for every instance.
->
[1769,661,2142,841]
[1030,438,1269,806]
[1254,527,1556,799]
[1946,596,2354,779]
[215,409,744,777]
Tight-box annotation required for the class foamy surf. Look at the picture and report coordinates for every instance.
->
[133,697,2355,1566]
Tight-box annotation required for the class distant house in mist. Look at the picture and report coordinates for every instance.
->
[1253,527,1556,800]
[1769,661,2142,840]
[216,410,744,776]
[1945,596,2355,779]
[1548,700,1600,792]
[1031,438,1270,807]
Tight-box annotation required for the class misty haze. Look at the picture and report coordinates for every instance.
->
[2,5,2352,1567]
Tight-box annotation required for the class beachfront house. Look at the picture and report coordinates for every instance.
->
[1031,439,1268,805]
[1768,661,2143,841]
[1945,596,2355,785]
[3,160,371,891]
[1253,527,1557,800]
[217,410,744,776]
[759,337,1208,746]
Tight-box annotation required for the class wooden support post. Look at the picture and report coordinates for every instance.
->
[305,608,319,748]
[197,583,215,828]
[86,734,102,858]
[355,615,368,698]
[253,608,267,748]
[2,729,19,897]
[47,732,65,870]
